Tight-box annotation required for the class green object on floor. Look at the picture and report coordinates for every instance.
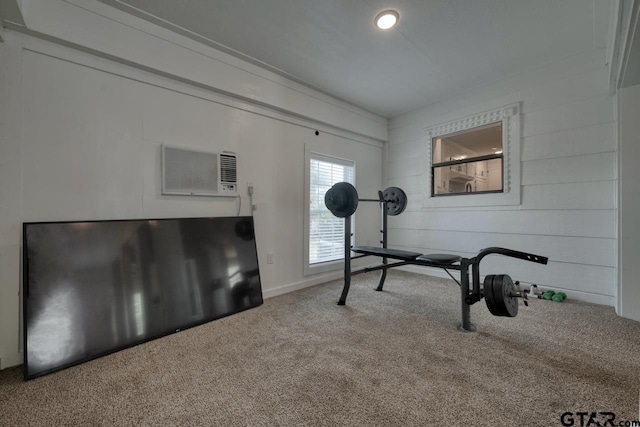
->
[552,292,567,302]
[542,290,555,300]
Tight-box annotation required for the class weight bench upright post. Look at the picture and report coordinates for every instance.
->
[337,215,352,305]
[375,191,388,292]
[459,258,476,332]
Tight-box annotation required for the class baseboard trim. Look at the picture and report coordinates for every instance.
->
[0,352,22,370]
[262,265,616,307]
[262,271,343,299]
[395,266,616,307]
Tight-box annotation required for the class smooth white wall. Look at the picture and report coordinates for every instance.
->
[0,11,385,368]
[386,50,617,306]
[618,83,640,321]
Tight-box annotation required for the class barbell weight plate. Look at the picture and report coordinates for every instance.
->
[485,274,519,317]
[495,274,519,318]
[324,182,359,218]
[382,186,408,216]
[483,275,500,316]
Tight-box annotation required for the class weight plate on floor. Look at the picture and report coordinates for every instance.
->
[382,186,408,216]
[485,274,519,317]
[324,182,359,218]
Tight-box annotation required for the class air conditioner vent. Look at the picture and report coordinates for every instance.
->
[220,154,237,183]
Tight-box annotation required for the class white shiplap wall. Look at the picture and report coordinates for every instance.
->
[619,83,640,321]
[0,21,385,368]
[386,50,616,306]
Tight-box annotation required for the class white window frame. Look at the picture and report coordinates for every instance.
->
[423,102,521,209]
[304,150,355,275]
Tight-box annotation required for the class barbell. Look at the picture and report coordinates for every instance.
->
[324,182,408,217]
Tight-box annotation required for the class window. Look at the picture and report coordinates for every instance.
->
[432,122,503,196]
[424,102,521,208]
[306,152,355,270]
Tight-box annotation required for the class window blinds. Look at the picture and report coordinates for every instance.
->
[309,154,355,265]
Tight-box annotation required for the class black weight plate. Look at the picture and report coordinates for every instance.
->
[324,182,359,218]
[494,274,518,318]
[382,186,408,216]
[484,275,500,316]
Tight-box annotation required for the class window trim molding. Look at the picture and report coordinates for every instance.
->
[304,147,355,276]
[423,102,521,209]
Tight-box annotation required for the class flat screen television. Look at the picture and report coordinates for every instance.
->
[23,216,262,380]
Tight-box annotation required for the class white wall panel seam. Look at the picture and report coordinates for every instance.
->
[20,45,383,149]
[388,226,616,240]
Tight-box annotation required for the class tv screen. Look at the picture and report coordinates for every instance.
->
[23,216,262,379]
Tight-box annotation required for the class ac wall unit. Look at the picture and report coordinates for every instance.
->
[162,145,237,197]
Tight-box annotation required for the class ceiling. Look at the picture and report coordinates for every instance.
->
[99,0,611,118]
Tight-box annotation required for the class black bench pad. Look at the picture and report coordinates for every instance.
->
[352,246,422,261]
[415,254,461,265]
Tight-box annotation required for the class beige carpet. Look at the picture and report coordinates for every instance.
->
[1,271,639,426]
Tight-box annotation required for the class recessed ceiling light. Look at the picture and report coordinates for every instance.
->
[375,10,399,30]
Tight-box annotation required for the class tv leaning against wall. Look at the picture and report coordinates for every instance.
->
[22,216,263,380]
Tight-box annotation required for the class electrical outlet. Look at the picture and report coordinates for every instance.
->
[247,182,254,195]
[266,253,274,264]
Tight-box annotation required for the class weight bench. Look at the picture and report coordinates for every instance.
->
[325,182,549,332]
[344,242,547,331]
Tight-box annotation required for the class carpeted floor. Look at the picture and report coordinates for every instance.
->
[1,271,639,426]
